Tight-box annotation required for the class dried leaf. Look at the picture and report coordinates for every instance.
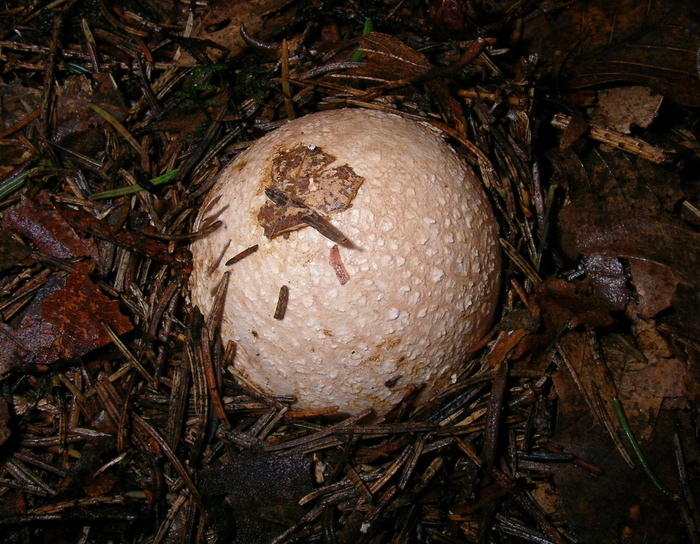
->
[0,272,133,376]
[349,32,432,82]
[82,474,118,498]
[197,448,312,544]
[663,283,700,348]
[580,254,630,311]
[258,144,364,239]
[523,0,700,106]
[6,195,95,261]
[552,399,692,542]
[538,277,617,331]
[0,398,10,446]
[427,0,469,33]
[589,86,663,134]
[550,332,695,543]
[57,203,193,272]
[558,206,700,285]
[549,148,684,216]
[1,74,125,148]
[516,274,625,359]
[627,260,682,318]
[178,0,299,65]
[0,235,32,272]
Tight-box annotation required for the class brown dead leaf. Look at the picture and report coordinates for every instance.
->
[600,332,686,440]
[0,398,11,446]
[57,203,193,272]
[0,74,125,152]
[56,437,116,499]
[427,0,470,33]
[522,276,619,354]
[197,448,313,544]
[55,73,127,141]
[178,0,299,65]
[549,147,684,216]
[667,284,700,341]
[580,254,630,311]
[0,272,133,377]
[0,235,32,272]
[551,401,692,543]
[627,260,683,319]
[82,474,118,498]
[513,270,630,361]
[589,86,663,134]
[555,327,688,444]
[6,194,96,261]
[558,206,700,286]
[523,0,700,106]
[550,331,694,543]
[349,32,432,83]
[558,206,700,332]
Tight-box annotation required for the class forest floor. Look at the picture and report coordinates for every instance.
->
[1,1,699,542]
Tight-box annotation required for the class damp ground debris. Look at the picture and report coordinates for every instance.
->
[1,1,699,543]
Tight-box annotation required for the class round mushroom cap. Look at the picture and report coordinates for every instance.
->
[190,108,500,415]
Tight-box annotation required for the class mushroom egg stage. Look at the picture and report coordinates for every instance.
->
[190,108,500,416]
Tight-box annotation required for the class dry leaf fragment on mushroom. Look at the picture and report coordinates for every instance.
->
[258,144,364,242]
[262,187,353,246]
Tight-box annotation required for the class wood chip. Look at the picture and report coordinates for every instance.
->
[329,244,350,285]
[274,284,289,320]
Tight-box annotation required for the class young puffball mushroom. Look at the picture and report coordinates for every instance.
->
[190,108,500,416]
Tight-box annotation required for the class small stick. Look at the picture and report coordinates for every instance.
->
[274,285,289,320]
[265,188,353,246]
[281,39,295,120]
[200,325,232,431]
[483,359,508,472]
[551,113,672,164]
[329,244,350,284]
[225,244,259,266]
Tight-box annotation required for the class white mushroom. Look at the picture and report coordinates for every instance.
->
[190,108,500,415]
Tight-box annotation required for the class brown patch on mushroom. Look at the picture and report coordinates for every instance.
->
[377,336,402,350]
[257,144,364,239]
[329,244,350,285]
